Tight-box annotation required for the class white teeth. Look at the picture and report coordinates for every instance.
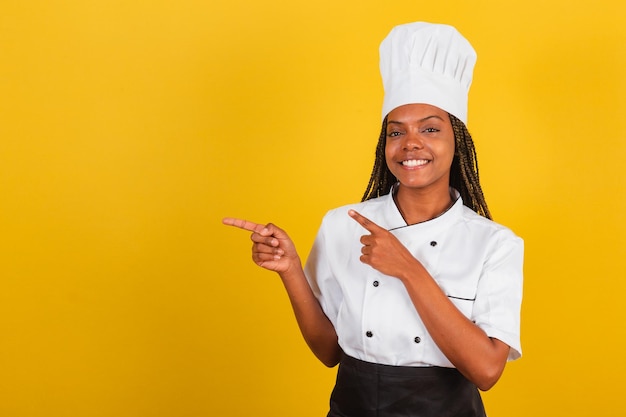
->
[402,159,428,167]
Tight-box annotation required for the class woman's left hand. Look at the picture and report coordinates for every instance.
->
[348,209,419,280]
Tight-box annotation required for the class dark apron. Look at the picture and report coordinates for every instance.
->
[327,354,487,417]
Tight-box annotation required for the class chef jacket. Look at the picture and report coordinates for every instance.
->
[304,188,523,368]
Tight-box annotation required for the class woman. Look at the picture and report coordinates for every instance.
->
[223,21,523,417]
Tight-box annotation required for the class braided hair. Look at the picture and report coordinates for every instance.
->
[361,113,492,220]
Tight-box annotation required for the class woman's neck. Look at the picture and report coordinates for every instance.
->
[393,185,454,225]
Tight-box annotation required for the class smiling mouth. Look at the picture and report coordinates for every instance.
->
[402,159,430,167]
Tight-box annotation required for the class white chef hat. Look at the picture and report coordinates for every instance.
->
[379,22,476,124]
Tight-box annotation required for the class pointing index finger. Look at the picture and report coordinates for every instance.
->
[222,217,268,234]
[348,210,383,233]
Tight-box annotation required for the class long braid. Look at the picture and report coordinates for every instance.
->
[361,113,492,220]
[361,117,396,201]
[449,114,491,219]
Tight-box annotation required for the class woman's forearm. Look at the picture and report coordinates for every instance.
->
[399,262,509,390]
[279,265,341,367]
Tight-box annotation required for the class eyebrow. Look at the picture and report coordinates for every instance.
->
[387,115,445,125]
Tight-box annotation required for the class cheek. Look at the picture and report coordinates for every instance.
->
[437,137,456,163]
[442,143,456,162]
[384,143,396,167]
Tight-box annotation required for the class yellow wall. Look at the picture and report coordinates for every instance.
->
[1,1,625,416]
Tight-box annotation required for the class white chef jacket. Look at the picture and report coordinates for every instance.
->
[304,189,523,368]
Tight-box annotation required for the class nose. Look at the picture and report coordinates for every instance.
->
[402,131,424,150]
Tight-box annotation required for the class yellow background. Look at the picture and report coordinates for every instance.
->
[1,0,625,416]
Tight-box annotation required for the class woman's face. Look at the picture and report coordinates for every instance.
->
[385,103,455,194]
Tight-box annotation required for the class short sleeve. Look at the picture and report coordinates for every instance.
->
[303,216,343,329]
[472,229,524,361]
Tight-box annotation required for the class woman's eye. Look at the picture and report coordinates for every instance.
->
[387,131,401,137]
[423,127,440,133]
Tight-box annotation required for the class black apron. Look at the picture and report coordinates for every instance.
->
[327,354,487,417]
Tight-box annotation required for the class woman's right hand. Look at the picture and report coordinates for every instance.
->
[222,217,300,274]
[223,217,341,367]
